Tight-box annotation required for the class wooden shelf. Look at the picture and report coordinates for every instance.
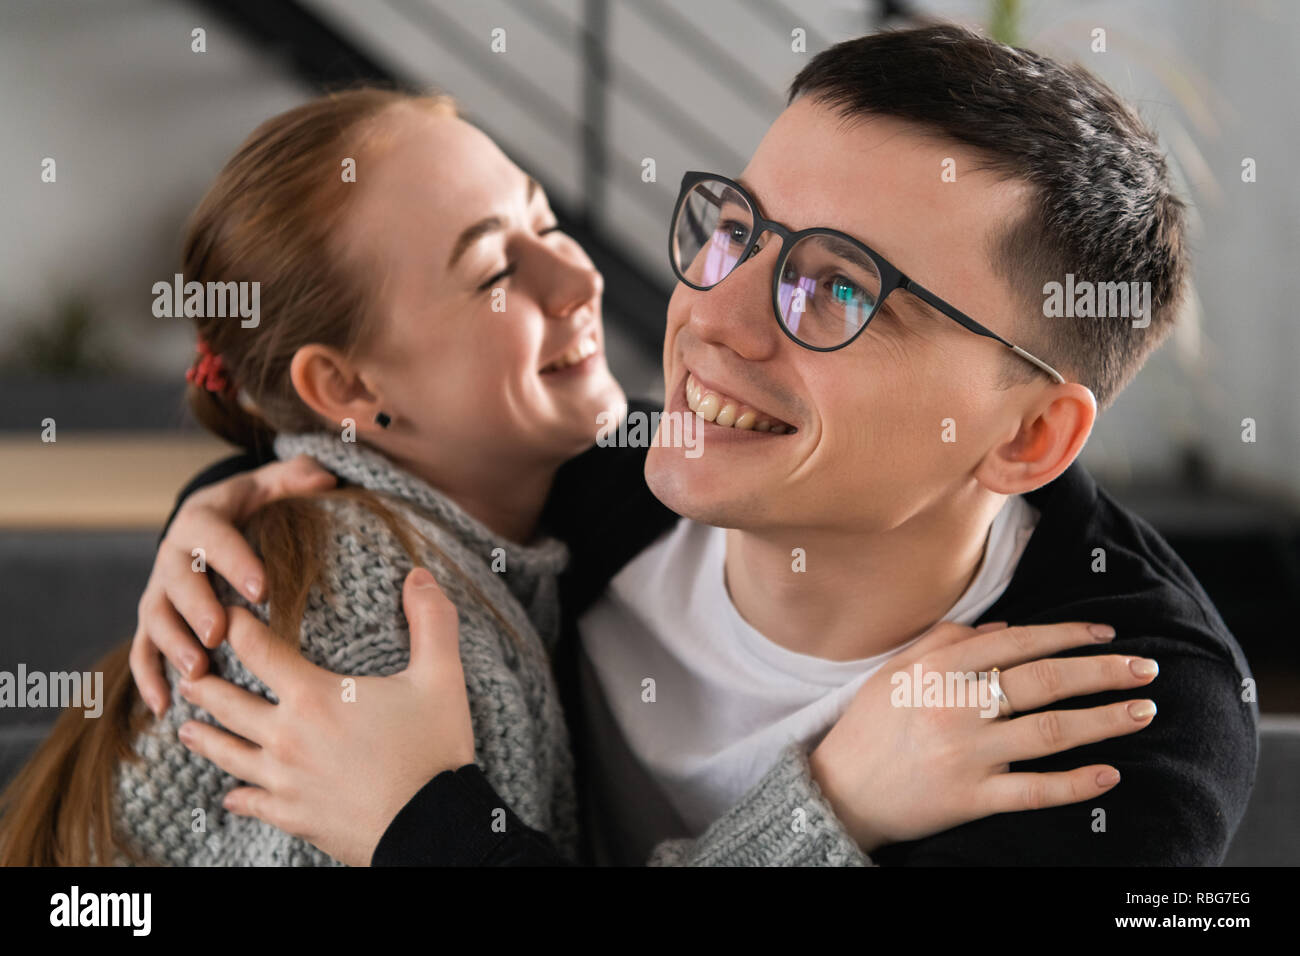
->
[0,433,236,530]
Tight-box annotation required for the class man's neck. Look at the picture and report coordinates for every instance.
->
[722,486,1008,661]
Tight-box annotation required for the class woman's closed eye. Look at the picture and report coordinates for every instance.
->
[475,223,566,292]
[477,264,515,292]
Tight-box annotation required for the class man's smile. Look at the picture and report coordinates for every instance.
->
[682,369,796,434]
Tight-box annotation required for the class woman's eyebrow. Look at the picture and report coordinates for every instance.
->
[447,216,504,268]
[446,176,544,269]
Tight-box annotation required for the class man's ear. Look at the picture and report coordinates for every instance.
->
[975,383,1097,495]
[289,345,384,432]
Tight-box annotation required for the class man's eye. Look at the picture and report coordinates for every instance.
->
[716,219,750,246]
[830,276,861,301]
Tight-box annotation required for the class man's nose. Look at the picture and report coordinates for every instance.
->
[687,231,783,359]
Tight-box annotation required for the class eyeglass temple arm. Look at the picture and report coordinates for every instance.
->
[901,279,1066,385]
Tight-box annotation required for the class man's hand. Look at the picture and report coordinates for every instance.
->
[175,568,475,868]
[810,620,1159,852]
[131,455,336,717]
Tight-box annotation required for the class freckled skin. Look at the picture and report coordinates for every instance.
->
[341,110,626,503]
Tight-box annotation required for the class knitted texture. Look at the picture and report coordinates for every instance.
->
[111,432,576,865]
[647,744,871,867]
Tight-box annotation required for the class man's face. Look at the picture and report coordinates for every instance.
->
[646,98,1039,535]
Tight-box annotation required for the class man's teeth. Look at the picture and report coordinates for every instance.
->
[685,372,793,434]
[542,332,598,372]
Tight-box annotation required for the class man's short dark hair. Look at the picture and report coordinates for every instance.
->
[789,24,1188,408]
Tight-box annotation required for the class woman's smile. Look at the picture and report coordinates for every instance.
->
[540,328,601,377]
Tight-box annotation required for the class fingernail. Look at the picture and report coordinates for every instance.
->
[177,723,194,745]
[244,577,263,601]
[411,567,437,589]
[1129,658,1159,679]
[199,617,215,645]
[177,678,193,698]
[147,694,165,718]
[1089,624,1116,641]
[182,650,202,676]
[975,621,1007,633]
[1128,699,1157,720]
[1096,768,1121,787]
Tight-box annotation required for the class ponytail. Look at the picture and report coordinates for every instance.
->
[186,383,275,458]
[0,87,465,866]
[0,486,522,865]
[0,645,148,865]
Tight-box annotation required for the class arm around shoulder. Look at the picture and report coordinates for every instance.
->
[872,643,1258,866]
[648,744,873,867]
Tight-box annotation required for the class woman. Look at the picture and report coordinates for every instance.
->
[0,88,620,865]
[0,89,1156,866]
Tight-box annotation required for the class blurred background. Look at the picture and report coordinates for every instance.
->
[0,0,1296,862]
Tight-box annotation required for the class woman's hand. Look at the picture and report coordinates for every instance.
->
[809,620,1158,853]
[131,455,336,717]
[175,568,475,867]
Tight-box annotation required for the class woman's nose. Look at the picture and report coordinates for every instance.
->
[539,249,603,320]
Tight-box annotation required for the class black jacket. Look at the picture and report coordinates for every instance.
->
[168,401,1258,866]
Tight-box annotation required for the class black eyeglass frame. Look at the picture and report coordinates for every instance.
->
[669,171,1066,385]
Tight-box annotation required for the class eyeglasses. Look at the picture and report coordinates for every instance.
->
[668,171,1065,384]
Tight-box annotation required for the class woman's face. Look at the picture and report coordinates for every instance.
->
[344,108,625,483]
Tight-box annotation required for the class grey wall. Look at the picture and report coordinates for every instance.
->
[0,0,311,377]
[2,0,1296,499]
[924,0,1300,504]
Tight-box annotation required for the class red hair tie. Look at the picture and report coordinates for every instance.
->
[186,340,235,397]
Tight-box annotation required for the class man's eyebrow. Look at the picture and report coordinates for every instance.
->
[447,176,542,269]
[735,175,888,262]
[735,173,930,322]
[735,176,766,217]
[817,233,882,278]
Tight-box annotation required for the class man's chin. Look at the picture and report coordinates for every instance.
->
[644,445,757,529]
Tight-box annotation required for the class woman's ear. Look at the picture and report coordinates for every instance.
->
[289,345,385,432]
[975,382,1097,495]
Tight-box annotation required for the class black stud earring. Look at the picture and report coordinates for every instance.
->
[374,411,391,429]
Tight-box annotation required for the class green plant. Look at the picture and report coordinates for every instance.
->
[988,0,1022,46]
[2,293,117,376]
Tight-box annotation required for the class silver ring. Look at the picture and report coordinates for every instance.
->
[989,666,1013,717]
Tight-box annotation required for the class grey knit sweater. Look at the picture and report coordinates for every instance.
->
[112,432,869,866]
[112,432,574,865]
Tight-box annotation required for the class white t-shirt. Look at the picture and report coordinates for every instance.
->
[577,495,1040,846]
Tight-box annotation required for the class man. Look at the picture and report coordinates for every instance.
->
[136,25,1256,865]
